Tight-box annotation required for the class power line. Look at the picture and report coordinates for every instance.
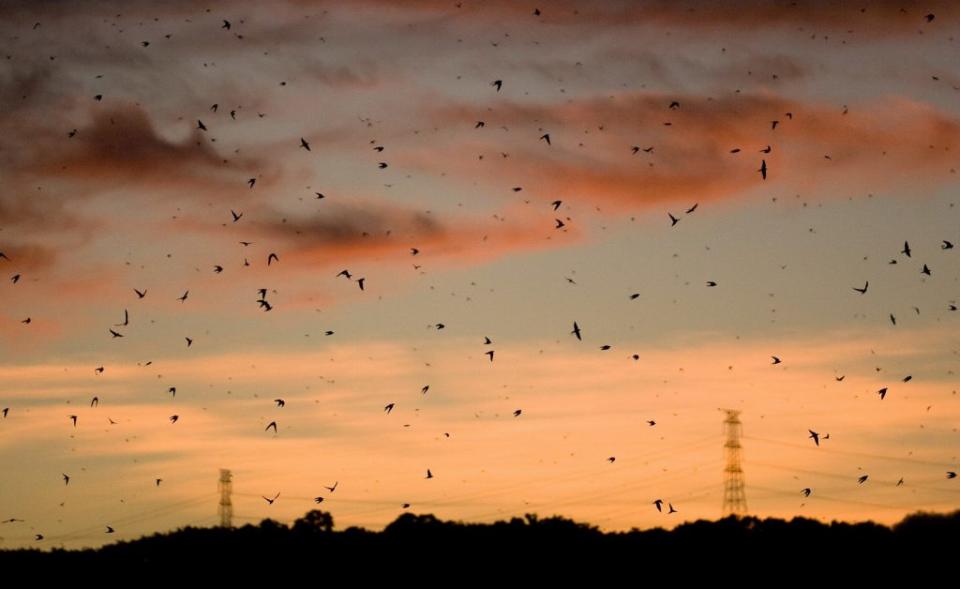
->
[744,435,957,469]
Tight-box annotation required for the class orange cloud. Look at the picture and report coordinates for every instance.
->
[414,93,960,209]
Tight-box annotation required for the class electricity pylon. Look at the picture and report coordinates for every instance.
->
[721,410,748,517]
[218,469,233,528]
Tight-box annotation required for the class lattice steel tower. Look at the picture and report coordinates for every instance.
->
[218,468,233,528]
[721,410,748,516]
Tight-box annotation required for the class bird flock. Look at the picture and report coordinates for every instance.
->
[1,3,959,546]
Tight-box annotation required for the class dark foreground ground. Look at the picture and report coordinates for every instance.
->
[2,509,957,577]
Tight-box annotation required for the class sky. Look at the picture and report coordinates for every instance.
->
[1,0,960,549]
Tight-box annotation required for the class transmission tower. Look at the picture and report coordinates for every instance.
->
[218,468,233,528]
[721,409,748,517]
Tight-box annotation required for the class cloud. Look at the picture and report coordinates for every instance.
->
[417,92,960,209]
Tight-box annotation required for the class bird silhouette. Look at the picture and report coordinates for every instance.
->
[262,492,280,505]
[571,321,582,340]
[809,430,820,446]
[265,421,278,433]
[653,499,663,512]
[274,399,285,408]
[853,281,868,294]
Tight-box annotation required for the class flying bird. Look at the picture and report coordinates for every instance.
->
[384,403,395,414]
[901,241,911,257]
[426,469,434,479]
[513,409,522,417]
[231,210,242,222]
[134,289,146,298]
[300,137,311,151]
[853,282,868,294]
[801,488,812,497]
[265,421,278,433]
[274,399,285,408]
[169,415,178,424]
[877,387,888,400]
[771,356,782,365]
[325,481,339,493]
[759,160,767,180]
[178,291,189,303]
[571,321,582,341]
[540,133,551,145]
[262,492,280,505]
[485,350,495,362]
[491,80,502,91]
[808,430,820,446]
[669,213,680,227]
[267,253,279,266]
[858,475,869,484]
[653,499,663,512]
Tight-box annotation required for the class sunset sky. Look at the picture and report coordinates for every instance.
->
[2,0,960,549]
